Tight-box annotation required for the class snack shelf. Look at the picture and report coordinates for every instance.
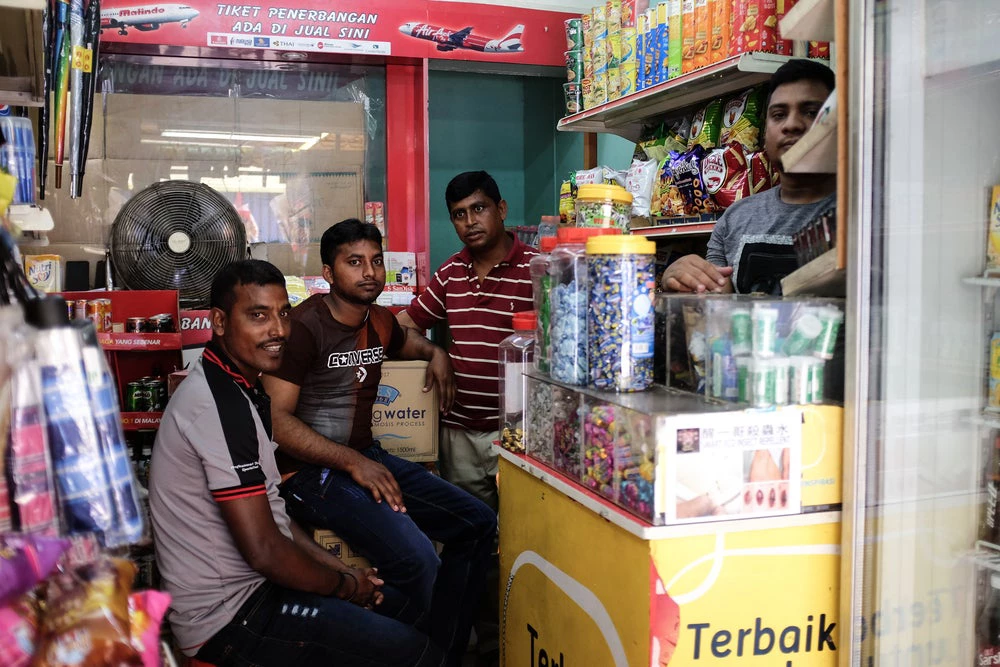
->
[778,0,834,42]
[120,412,163,430]
[97,332,182,351]
[557,53,799,141]
[632,219,717,238]
[781,248,845,297]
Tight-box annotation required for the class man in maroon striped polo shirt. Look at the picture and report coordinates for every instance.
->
[397,171,537,512]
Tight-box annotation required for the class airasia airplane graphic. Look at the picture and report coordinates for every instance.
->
[101,4,199,35]
[398,22,524,53]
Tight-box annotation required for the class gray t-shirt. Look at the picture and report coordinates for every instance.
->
[149,343,292,656]
[706,187,836,294]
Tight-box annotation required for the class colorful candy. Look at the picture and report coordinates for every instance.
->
[552,387,582,479]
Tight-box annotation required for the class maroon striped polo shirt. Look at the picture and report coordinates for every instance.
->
[405,234,537,432]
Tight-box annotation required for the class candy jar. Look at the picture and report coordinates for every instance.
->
[586,234,656,392]
[574,183,633,231]
[525,377,554,464]
[530,236,557,374]
[549,227,619,385]
[498,311,536,453]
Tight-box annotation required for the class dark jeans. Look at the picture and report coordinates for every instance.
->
[196,582,442,666]
[281,443,497,667]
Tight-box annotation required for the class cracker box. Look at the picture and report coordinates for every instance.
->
[986,185,1000,274]
[313,529,372,569]
[373,361,439,462]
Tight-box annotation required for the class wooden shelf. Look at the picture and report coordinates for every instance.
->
[778,0,834,42]
[781,93,837,174]
[781,248,845,296]
[631,220,717,238]
[0,76,42,107]
[557,53,800,142]
[0,0,44,9]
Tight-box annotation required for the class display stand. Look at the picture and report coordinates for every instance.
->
[498,451,841,667]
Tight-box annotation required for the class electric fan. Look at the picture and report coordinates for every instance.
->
[110,181,248,307]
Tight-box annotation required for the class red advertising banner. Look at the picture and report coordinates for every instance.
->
[99,0,574,66]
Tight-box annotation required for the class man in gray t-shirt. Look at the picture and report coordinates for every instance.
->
[661,59,836,295]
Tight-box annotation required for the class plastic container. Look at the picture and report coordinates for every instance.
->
[549,227,619,385]
[531,237,558,374]
[525,375,554,464]
[498,311,536,453]
[586,234,656,392]
[574,183,633,231]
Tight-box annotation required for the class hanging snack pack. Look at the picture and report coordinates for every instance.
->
[688,98,723,149]
[0,593,38,667]
[748,150,780,193]
[652,156,686,217]
[0,534,70,606]
[670,147,718,215]
[702,144,752,209]
[128,590,170,667]
[720,87,765,150]
[625,158,658,218]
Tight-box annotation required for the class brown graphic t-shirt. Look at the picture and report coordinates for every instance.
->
[269,294,405,451]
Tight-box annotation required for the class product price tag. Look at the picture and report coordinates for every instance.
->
[71,46,93,73]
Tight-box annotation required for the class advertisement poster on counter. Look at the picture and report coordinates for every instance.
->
[98,0,572,66]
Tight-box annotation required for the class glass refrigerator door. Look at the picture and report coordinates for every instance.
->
[848,0,1000,664]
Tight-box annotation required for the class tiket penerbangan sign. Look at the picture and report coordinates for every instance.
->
[98,0,573,66]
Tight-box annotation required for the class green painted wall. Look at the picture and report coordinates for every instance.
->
[427,71,637,273]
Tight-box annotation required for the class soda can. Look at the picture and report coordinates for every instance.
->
[85,300,103,331]
[565,17,583,50]
[95,298,113,333]
[73,299,88,321]
[751,305,779,358]
[125,381,148,412]
[730,307,751,355]
[149,313,176,333]
[66,300,75,321]
[813,307,843,360]
[126,317,147,333]
[144,379,167,411]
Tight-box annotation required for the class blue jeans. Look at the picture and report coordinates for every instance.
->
[196,581,442,666]
[280,444,497,667]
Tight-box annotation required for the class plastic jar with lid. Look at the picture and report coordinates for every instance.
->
[498,310,536,453]
[574,183,633,231]
[548,226,620,385]
[530,236,557,374]
[586,234,656,392]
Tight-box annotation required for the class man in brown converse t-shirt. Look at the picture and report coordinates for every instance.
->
[263,219,497,667]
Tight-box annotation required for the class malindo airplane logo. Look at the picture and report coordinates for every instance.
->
[101,3,199,36]
[397,21,524,53]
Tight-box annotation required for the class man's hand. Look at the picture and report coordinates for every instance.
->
[661,255,734,293]
[341,566,383,608]
[425,347,454,413]
[345,449,406,512]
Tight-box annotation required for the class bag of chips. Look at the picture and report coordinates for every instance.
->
[652,156,687,218]
[639,117,691,163]
[575,166,604,186]
[35,557,141,667]
[670,147,718,215]
[0,594,38,667]
[559,179,576,226]
[625,158,659,218]
[688,98,723,149]
[748,150,780,194]
[128,591,171,667]
[0,534,70,606]
[702,144,751,209]
[720,87,765,150]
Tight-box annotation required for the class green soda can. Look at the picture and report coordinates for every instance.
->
[730,307,751,355]
[125,381,147,412]
[813,307,844,360]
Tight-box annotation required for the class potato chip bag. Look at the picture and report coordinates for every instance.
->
[688,98,723,149]
[35,558,141,667]
[748,149,780,194]
[720,86,765,150]
[702,144,751,209]
[128,591,170,667]
[671,147,718,215]
[626,158,659,218]
[652,157,686,217]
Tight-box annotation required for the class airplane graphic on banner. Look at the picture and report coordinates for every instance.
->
[101,4,200,35]
[397,22,524,53]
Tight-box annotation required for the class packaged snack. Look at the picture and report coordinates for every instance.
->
[748,150,780,194]
[809,41,831,59]
[710,0,731,62]
[36,558,140,667]
[670,147,718,215]
[0,534,70,606]
[603,166,629,187]
[987,186,1000,275]
[607,0,622,33]
[625,158,659,218]
[775,0,797,55]
[693,0,712,70]
[720,87,765,150]
[702,144,751,209]
[667,0,683,78]
[688,98,723,149]
[733,0,779,54]
[653,155,687,217]
[128,590,170,667]
[641,8,657,87]
[23,255,62,293]
[559,179,576,226]
[655,3,668,83]
[576,167,604,186]
[0,593,39,667]
[681,0,696,73]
